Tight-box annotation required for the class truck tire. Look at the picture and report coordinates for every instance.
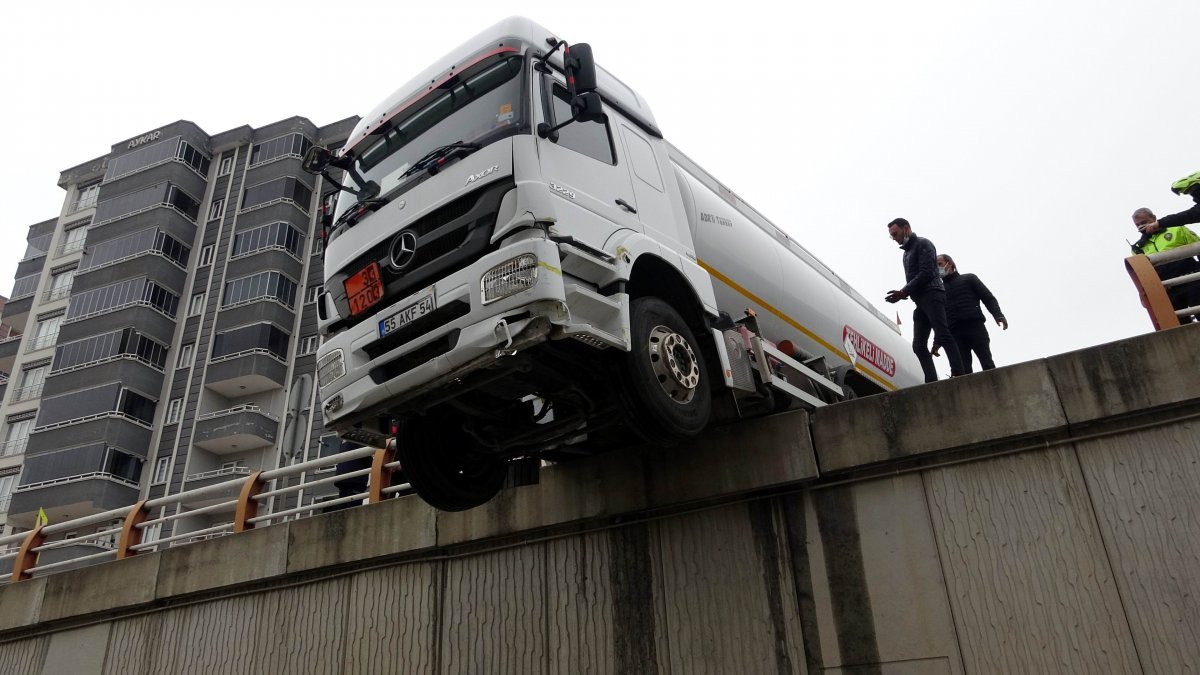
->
[617,296,712,444]
[396,412,507,511]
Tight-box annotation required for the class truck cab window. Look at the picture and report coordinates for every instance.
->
[550,84,615,165]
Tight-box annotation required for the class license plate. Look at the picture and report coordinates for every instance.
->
[345,262,384,316]
[379,294,435,337]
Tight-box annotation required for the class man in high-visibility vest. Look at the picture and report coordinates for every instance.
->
[1132,170,1200,322]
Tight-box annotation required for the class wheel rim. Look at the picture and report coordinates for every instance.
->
[647,324,700,403]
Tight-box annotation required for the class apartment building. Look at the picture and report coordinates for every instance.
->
[0,116,359,556]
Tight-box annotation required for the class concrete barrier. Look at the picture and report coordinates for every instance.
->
[1,324,1197,674]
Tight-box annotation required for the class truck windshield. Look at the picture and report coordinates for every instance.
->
[334,53,526,222]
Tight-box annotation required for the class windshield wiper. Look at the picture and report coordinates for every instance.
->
[334,198,390,230]
[401,141,483,179]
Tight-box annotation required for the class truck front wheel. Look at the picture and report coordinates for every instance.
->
[396,412,507,511]
[617,297,712,444]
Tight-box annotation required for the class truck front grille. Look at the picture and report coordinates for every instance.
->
[330,179,513,330]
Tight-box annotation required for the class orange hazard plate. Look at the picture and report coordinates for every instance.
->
[345,262,384,316]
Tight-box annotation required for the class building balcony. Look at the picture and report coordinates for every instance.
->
[25,331,59,354]
[9,382,44,404]
[204,350,288,397]
[0,334,20,373]
[5,473,139,529]
[0,295,33,333]
[180,465,252,509]
[0,493,11,512]
[193,406,279,455]
[0,436,28,458]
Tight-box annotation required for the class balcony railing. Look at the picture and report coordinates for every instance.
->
[42,285,73,303]
[54,239,86,258]
[186,465,251,482]
[10,382,44,403]
[26,332,59,353]
[0,437,28,457]
[196,404,279,423]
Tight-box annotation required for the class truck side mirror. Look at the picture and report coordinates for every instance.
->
[566,43,597,94]
[572,91,603,123]
[303,145,333,174]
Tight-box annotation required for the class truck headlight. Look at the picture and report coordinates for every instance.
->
[481,254,538,305]
[317,348,346,389]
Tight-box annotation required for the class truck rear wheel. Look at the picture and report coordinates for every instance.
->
[396,412,507,511]
[617,297,712,444]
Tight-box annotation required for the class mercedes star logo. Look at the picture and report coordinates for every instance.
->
[388,230,419,270]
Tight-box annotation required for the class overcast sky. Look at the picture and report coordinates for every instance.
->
[2,0,1196,376]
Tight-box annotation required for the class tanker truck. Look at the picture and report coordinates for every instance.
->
[304,16,924,510]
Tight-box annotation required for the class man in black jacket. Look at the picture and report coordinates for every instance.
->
[885,218,964,382]
[932,254,1008,372]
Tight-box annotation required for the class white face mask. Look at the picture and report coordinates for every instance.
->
[937,266,948,278]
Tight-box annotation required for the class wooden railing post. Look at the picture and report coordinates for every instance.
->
[11,524,46,583]
[368,442,398,504]
[1126,254,1182,330]
[233,470,266,533]
[116,500,150,560]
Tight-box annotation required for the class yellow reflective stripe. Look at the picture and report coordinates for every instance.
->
[697,259,897,391]
[538,261,562,276]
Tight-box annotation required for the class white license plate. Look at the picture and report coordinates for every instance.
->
[378,294,435,337]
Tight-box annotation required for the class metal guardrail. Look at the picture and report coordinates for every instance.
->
[1126,241,1200,330]
[0,443,404,583]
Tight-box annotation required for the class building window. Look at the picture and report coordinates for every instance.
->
[77,227,189,272]
[152,456,171,484]
[305,284,324,304]
[2,417,33,457]
[51,328,168,374]
[231,222,305,259]
[208,199,225,221]
[165,398,183,425]
[176,343,194,369]
[241,177,313,213]
[198,245,215,267]
[58,222,89,256]
[188,293,206,317]
[212,322,290,361]
[142,521,162,544]
[103,138,210,182]
[218,156,234,176]
[94,182,200,225]
[12,365,48,403]
[22,233,53,261]
[65,277,179,321]
[29,314,64,352]
[45,268,75,302]
[72,183,100,212]
[298,335,319,356]
[10,273,39,300]
[249,133,312,167]
[221,271,297,308]
[0,471,17,512]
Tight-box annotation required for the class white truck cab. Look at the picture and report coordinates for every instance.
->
[306,17,922,510]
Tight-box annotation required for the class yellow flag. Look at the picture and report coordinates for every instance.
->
[36,507,49,527]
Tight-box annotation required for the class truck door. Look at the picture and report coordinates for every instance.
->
[536,77,640,248]
[615,123,693,256]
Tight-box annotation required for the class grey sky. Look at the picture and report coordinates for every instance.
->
[2,0,1196,377]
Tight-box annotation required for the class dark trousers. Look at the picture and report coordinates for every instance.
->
[913,291,964,382]
[950,321,994,373]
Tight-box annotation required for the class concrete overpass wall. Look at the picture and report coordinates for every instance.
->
[1,325,1197,674]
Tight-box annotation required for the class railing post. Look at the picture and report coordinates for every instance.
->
[368,442,398,504]
[1126,254,1182,330]
[11,523,45,583]
[233,470,266,533]
[116,500,150,560]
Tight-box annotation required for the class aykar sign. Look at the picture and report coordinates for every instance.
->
[127,130,163,149]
